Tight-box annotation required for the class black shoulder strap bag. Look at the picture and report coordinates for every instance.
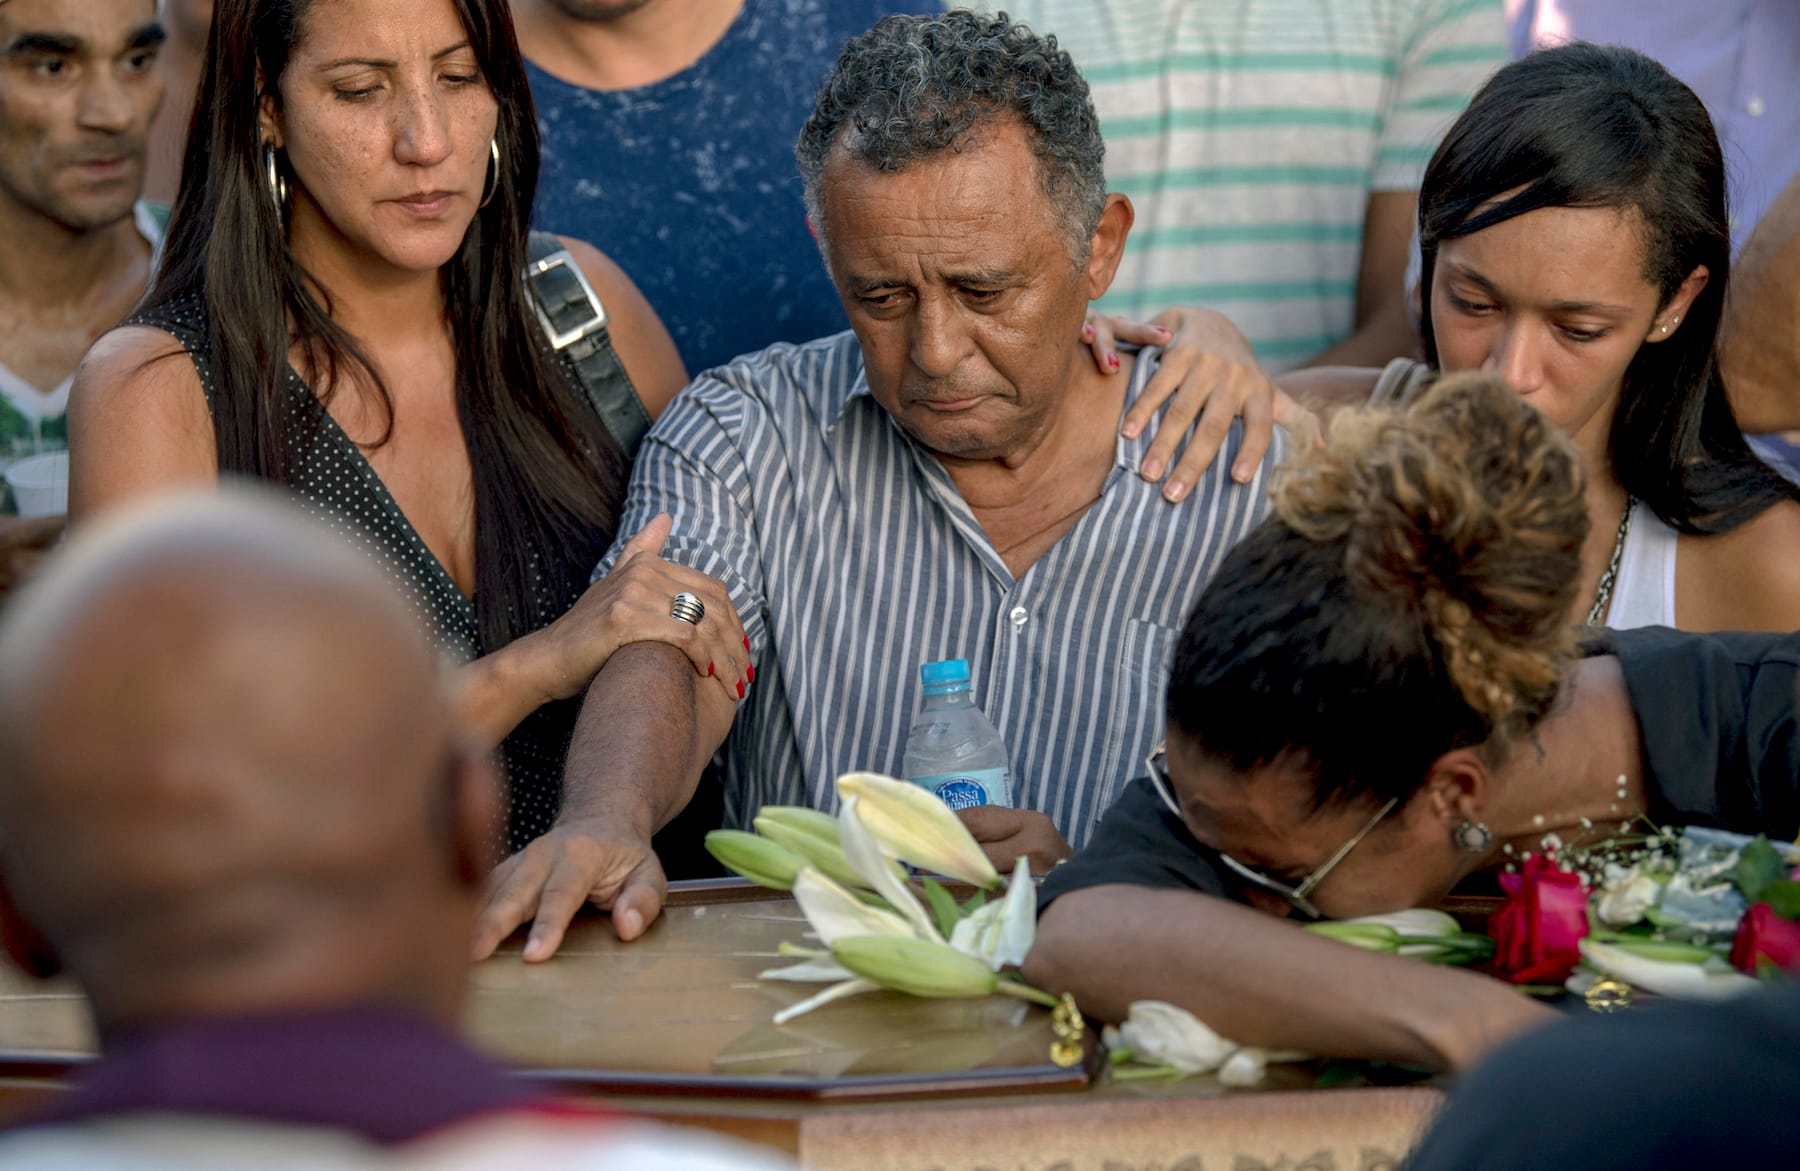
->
[523,231,654,460]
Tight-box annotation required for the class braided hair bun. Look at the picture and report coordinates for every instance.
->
[1272,371,1589,735]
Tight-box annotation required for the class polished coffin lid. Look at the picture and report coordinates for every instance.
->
[0,881,1094,1101]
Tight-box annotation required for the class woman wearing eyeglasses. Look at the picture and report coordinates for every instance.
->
[1024,371,1800,1071]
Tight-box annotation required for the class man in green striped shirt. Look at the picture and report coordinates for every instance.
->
[1005,0,1506,371]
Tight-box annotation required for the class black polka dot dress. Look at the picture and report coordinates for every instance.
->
[131,293,579,856]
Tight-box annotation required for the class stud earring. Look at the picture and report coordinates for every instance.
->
[1452,820,1493,854]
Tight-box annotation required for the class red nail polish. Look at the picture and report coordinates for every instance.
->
[747,664,757,684]
[737,680,746,699]
[1107,352,1119,370]
[707,661,715,676]
[743,635,751,651]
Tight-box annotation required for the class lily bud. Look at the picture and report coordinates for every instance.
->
[1306,909,1493,965]
[754,806,872,889]
[832,935,999,999]
[1578,938,1758,1001]
[837,772,1001,888]
[704,829,804,890]
[1304,922,1400,953]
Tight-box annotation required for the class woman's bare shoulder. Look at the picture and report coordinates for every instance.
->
[68,326,217,522]
[71,325,204,406]
[554,235,688,419]
[1678,498,1800,631]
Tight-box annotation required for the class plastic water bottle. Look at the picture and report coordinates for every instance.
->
[902,659,1011,810]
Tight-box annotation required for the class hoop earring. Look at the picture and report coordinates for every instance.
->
[262,142,289,227]
[1452,820,1493,854]
[479,138,500,209]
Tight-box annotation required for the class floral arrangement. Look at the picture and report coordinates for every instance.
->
[1485,822,1800,1003]
[706,773,1500,1087]
[707,773,1798,1088]
[704,773,1069,1029]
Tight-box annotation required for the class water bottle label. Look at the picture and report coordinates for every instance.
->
[911,769,1010,809]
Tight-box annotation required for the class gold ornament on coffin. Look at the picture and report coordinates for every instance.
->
[1050,992,1086,1068]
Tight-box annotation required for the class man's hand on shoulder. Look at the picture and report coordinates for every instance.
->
[471,818,668,962]
[957,806,1073,876]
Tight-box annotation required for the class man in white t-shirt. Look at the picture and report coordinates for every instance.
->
[0,0,165,591]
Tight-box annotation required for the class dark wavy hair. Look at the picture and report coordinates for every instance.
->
[141,0,623,651]
[1419,42,1798,535]
[1167,373,1589,811]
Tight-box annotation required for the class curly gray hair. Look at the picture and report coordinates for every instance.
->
[795,9,1107,262]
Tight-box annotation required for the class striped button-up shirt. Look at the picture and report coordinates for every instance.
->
[598,331,1284,848]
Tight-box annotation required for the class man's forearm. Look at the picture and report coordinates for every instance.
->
[1025,885,1552,1071]
[560,640,736,838]
[1721,174,1800,434]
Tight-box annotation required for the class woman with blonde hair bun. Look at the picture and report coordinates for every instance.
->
[1027,371,1800,1072]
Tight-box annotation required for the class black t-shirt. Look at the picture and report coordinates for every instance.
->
[1040,627,1800,914]
[1405,979,1800,1169]
[1605,627,1798,840]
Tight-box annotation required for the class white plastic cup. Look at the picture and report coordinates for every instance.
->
[4,451,69,518]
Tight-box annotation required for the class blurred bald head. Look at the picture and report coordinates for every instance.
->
[0,490,496,1041]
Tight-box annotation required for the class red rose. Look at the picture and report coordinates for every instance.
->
[1729,903,1800,975]
[1489,854,1590,984]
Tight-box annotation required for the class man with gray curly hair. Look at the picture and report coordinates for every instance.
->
[794,11,1107,265]
[475,9,1285,963]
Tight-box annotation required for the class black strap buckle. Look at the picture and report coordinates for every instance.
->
[525,250,609,351]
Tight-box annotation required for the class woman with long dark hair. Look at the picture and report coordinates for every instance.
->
[1174,44,1800,630]
[1402,42,1800,631]
[65,0,750,853]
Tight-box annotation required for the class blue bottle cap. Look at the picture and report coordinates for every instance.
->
[919,659,971,689]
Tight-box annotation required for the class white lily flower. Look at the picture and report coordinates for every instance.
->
[759,956,857,983]
[837,772,1001,888]
[1596,872,1662,929]
[790,867,915,945]
[1577,939,1758,1002]
[837,795,941,940]
[949,856,1036,970]
[1114,1001,1237,1074]
[1217,1047,1269,1088]
[771,977,882,1025]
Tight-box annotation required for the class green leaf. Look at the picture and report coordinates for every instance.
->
[1416,933,1497,966]
[1735,836,1786,903]
[961,888,988,915]
[1756,956,1786,986]
[1759,880,1800,921]
[921,877,962,938]
[1312,1060,1364,1089]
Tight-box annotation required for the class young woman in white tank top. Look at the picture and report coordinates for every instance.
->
[1275,47,1800,633]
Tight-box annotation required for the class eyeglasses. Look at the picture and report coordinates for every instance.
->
[1145,744,1398,921]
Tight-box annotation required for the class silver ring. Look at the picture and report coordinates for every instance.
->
[670,591,705,625]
